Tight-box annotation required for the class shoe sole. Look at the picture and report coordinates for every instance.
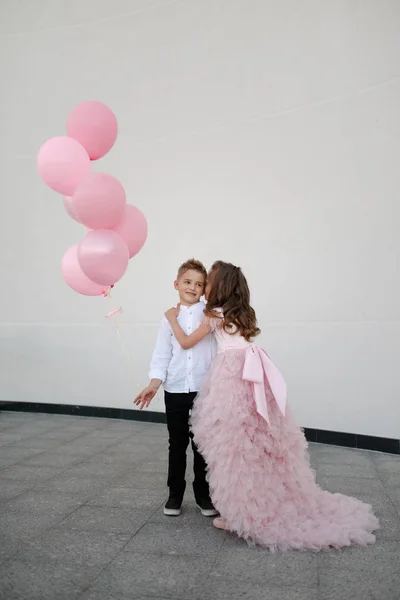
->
[196,504,219,517]
[163,508,181,516]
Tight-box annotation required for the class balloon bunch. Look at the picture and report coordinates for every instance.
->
[37,101,147,297]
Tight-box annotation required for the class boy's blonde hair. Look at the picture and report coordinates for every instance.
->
[177,258,207,281]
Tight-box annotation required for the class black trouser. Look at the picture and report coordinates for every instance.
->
[164,391,210,502]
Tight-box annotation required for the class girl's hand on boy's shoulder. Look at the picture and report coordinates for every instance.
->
[165,304,180,322]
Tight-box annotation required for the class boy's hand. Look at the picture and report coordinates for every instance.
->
[134,382,160,410]
[165,304,180,323]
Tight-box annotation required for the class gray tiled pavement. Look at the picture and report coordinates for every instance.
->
[0,411,399,600]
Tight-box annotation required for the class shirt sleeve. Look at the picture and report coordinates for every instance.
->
[148,318,173,382]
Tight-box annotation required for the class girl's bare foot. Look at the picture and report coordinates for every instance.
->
[213,517,229,530]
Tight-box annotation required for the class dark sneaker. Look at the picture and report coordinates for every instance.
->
[164,494,183,516]
[196,497,219,517]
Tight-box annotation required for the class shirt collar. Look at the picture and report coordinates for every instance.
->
[179,302,204,311]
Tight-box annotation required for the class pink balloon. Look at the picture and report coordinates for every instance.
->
[67,101,118,160]
[112,204,148,259]
[37,136,91,196]
[78,230,129,286]
[61,245,105,296]
[72,173,126,230]
[63,196,81,223]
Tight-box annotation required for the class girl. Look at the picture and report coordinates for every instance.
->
[164,260,379,552]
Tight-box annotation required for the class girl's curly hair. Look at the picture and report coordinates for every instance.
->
[205,261,260,341]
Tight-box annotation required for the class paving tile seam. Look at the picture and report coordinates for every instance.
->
[370,456,400,519]
[0,433,159,496]
[1,426,99,450]
[1,498,110,566]
[77,499,168,598]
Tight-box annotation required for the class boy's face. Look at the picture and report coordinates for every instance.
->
[174,269,205,306]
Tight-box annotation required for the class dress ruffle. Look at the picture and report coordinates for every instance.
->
[190,350,379,552]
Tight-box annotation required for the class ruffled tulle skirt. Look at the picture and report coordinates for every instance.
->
[190,350,379,551]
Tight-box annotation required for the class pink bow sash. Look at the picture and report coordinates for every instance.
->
[242,344,287,424]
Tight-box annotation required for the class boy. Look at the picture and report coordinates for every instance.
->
[134,259,217,517]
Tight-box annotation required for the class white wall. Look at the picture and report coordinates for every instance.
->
[0,0,399,438]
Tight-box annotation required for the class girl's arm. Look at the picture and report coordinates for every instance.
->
[165,307,211,349]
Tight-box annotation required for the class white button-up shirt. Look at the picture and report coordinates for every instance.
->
[149,301,216,393]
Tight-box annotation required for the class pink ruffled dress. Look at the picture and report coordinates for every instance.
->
[190,313,379,551]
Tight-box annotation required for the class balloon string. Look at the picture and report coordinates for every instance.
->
[104,288,142,393]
